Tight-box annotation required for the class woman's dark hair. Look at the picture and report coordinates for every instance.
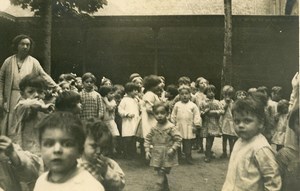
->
[124,82,140,94]
[84,118,113,155]
[143,75,161,93]
[19,74,46,92]
[37,112,85,154]
[82,72,96,83]
[55,91,81,112]
[12,34,34,54]
[232,92,268,123]
[99,85,114,97]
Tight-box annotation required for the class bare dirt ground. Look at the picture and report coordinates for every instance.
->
[116,138,229,191]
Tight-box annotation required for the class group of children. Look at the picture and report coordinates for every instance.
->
[0,70,299,191]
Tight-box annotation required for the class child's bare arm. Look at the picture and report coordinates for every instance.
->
[254,147,282,191]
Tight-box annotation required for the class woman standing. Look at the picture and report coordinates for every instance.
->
[0,34,57,135]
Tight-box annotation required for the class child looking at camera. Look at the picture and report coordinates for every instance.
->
[145,102,182,191]
[34,112,104,191]
[222,93,282,191]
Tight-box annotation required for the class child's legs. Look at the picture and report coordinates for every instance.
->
[205,136,215,158]
[222,135,229,154]
[154,167,171,191]
[199,137,204,150]
[182,139,192,158]
[123,136,134,157]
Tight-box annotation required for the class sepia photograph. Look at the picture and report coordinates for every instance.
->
[0,0,299,190]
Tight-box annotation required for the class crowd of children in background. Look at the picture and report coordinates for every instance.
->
[0,69,299,191]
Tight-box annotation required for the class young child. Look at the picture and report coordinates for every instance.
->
[222,92,282,191]
[99,85,120,156]
[171,85,201,164]
[78,118,125,191]
[11,74,53,155]
[118,82,140,159]
[79,72,104,121]
[200,84,223,162]
[271,99,289,151]
[34,112,104,191]
[145,102,182,191]
[220,85,237,158]
[271,86,283,102]
[58,81,71,92]
[194,77,209,153]
[164,84,179,115]
[55,90,82,115]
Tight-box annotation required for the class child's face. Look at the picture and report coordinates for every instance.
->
[83,78,94,92]
[83,135,105,163]
[206,90,215,99]
[22,87,39,99]
[271,92,281,102]
[61,84,70,92]
[236,92,247,100]
[107,92,115,101]
[154,106,168,124]
[128,89,138,98]
[233,111,263,141]
[180,89,191,103]
[223,93,233,103]
[198,80,208,91]
[40,128,80,175]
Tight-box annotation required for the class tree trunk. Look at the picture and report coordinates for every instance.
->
[221,0,233,88]
[40,0,52,74]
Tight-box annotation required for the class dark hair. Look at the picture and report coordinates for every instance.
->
[166,84,179,100]
[37,112,85,154]
[178,76,191,85]
[55,91,81,112]
[99,85,114,97]
[232,92,267,123]
[204,84,216,95]
[84,118,113,155]
[153,101,169,114]
[113,84,125,97]
[82,72,96,83]
[12,34,34,54]
[143,75,161,93]
[124,82,140,93]
[277,99,289,114]
[19,74,46,92]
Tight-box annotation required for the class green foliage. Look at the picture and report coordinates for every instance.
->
[10,0,108,16]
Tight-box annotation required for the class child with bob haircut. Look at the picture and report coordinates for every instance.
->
[78,118,125,191]
[145,101,182,191]
[80,72,104,121]
[55,90,82,114]
[34,112,104,191]
[222,92,282,191]
[171,85,201,164]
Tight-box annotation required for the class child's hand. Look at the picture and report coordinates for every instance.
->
[127,114,135,118]
[96,155,108,176]
[145,151,152,160]
[0,136,14,157]
[167,148,175,157]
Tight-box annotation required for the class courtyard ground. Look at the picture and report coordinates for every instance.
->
[116,138,229,191]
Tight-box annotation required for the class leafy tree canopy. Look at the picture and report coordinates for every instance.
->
[10,0,108,17]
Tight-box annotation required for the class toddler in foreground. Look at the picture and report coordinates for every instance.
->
[145,102,182,191]
[222,93,281,190]
[34,112,104,191]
